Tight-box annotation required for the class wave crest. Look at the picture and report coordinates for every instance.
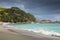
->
[23,29,60,36]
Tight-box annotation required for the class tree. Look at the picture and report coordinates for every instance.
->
[0,7,36,23]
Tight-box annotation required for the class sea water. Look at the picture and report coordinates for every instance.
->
[8,24,60,36]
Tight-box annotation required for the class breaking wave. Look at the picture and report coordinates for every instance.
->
[7,24,60,37]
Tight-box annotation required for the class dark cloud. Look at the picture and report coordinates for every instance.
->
[0,0,60,10]
[0,0,60,20]
[24,0,60,10]
[11,0,59,15]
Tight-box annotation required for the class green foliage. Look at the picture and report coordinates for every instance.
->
[0,8,7,11]
[0,7,36,23]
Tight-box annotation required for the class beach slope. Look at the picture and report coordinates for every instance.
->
[0,25,60,40]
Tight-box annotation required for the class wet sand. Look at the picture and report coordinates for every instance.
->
[0,25,60,40]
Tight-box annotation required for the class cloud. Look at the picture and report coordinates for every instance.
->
[0,0,60,21]
[54,16,60,21]
[35,14,60,21]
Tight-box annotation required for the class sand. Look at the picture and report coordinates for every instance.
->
[0,24,60,40]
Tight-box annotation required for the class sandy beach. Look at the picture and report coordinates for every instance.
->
[0,24,60,40]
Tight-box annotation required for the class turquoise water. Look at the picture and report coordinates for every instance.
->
[8,24,60,36]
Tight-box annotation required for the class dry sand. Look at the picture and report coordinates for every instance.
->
[0,25,60,40]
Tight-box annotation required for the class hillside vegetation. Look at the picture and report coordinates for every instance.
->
[0,7,36,23]
[0,8,7,11]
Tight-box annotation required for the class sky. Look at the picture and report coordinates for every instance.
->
[0,0,60,21]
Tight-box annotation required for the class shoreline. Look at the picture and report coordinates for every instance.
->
[1,23,60,37]
[7,28,60,38]
[0,23,60,40]
[6,23,60,37]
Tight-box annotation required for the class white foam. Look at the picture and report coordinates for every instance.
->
[6,25,60,37]
[3,23,10,25]
[23,29,60,36]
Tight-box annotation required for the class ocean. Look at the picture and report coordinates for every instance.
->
[7,24,60,36]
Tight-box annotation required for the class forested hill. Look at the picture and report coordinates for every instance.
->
[0,7,36,23]
[0,8,7,11]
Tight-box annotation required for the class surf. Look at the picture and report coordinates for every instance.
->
[7,24,60,37]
